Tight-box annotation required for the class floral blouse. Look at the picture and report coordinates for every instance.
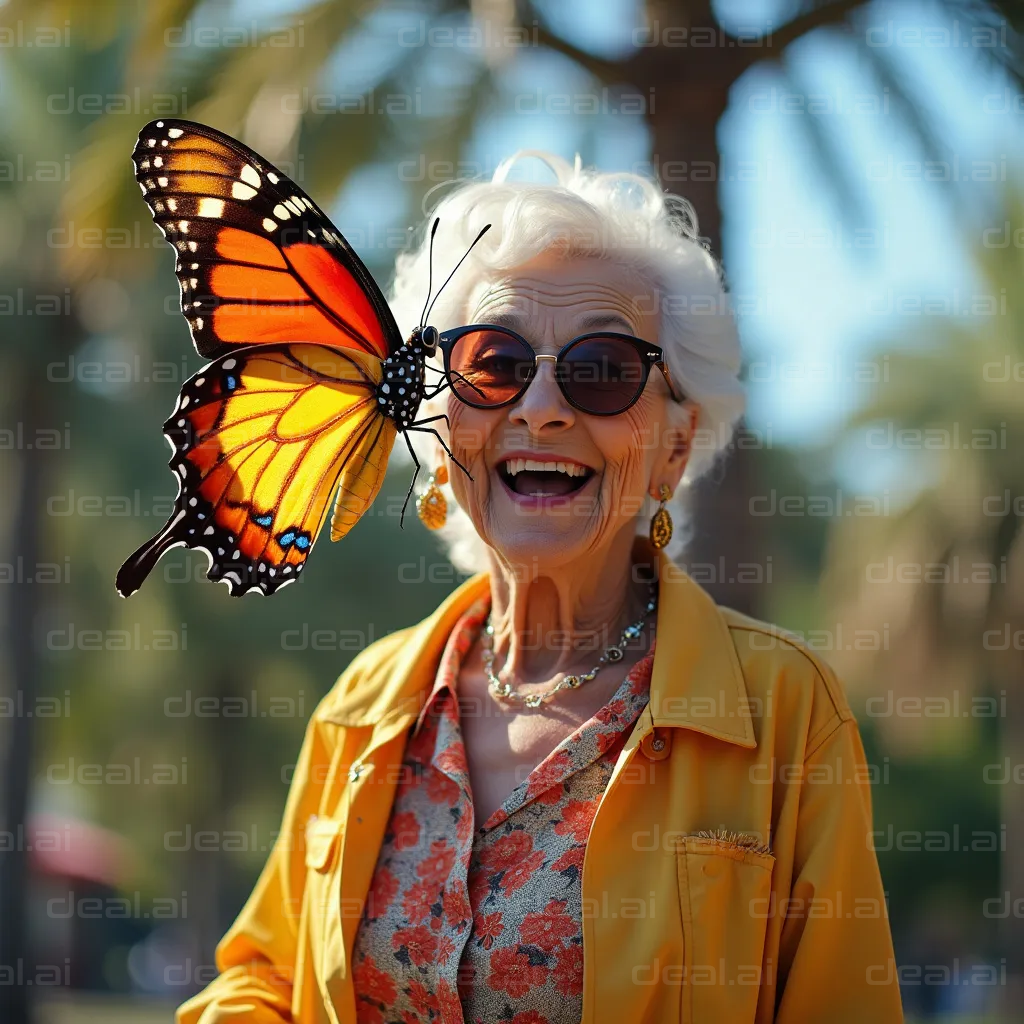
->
[350,599,655,1024]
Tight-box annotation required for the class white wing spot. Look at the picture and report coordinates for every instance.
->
[146,138,156,147]
[177,220,189,233]
[267,172,279,184]
[262,218,277,232]
[231,181,257,201]
[187,241,198,252]
[168,128,184,138]
[285,198,302,215]
[223,358,237,369]
[272,203,290,221]
[156,121,164,128]
[153,156,163,168]
[240,164,261,188]
[166,198,177,212]
[195,317,204,330]
[197,197,226,218]
[157,176,169,187]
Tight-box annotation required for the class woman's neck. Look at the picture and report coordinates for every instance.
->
[484,529,651,683]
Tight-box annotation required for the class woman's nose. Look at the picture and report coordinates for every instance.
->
[508,356,575,433]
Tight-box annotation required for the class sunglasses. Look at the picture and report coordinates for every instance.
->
[434,324,684,416]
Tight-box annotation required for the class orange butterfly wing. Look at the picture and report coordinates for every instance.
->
[132,119,401,360]
[115,343,396,597]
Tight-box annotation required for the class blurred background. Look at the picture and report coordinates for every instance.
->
[0,0,1022,1020]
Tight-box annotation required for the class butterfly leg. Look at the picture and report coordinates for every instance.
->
[405,425,473,481]
[424,369,486,401]
[400,432,424,530]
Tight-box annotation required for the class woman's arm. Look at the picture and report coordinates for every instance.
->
[772,717,903,1022]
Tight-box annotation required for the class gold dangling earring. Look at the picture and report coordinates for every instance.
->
[416,461,449,530]
[649,484,673,550]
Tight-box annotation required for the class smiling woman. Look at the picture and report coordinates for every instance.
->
[177,153,903,1024]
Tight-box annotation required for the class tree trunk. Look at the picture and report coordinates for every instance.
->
[637,11,762,617]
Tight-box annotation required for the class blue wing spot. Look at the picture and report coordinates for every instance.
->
[226,375,237,390]
[278,530,296,547]
[294,535,310,551]
[254,513,273,528]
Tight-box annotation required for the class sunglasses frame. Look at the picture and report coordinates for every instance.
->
[435,323,684,416]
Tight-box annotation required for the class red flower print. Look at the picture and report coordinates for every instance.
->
[443,884,471,931]
[595,698,627,724]
[468,866,492,912]
[499,849,545,897]
[436,740,468,778]
[401,881,438,925]
[487,946,549,998]
[357,1004,384,1024]
[406,978,438,1016]
[520,899,576,951]
[365,867,399,920]
[479,830,533,873]
[437,934,456,962]
[425,770,459,805]
[455,806,474,843]
[475,911,504,949]
[436,978,462,1019]
[353,956,397,1005]
[595,729,621,756]
[391,811,420,851]
[535,785,562,806]
[553,943,584,997]
[399,1012,419,1024]
[524,750,571,801]
[392,925,438,968]
[551,846,585,874]
[417,840,457,887]
[511,1012,550,1024]
[554,798,599,843]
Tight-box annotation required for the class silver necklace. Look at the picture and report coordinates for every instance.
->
[481,581,658,708]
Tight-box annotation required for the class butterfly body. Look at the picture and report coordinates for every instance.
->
[375,329,431,430]
[115,119,455,598]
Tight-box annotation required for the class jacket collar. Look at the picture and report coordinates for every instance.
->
[322,546,755,749]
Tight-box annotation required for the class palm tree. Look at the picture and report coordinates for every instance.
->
[824,182,1024,982]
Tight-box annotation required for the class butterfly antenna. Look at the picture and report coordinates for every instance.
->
[419,217,441,329]
[423,223,491,327]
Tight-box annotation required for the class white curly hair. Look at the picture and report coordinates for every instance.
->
[388,150,745,574]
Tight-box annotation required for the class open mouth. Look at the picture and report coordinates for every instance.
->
[497,458,595,498]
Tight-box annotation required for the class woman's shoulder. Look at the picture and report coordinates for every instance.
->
[717,605,857,752]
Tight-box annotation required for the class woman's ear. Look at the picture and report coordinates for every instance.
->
[654,401,699,494]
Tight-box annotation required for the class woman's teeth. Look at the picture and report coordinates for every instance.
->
[504,458,589,478]
[499,458,593,497]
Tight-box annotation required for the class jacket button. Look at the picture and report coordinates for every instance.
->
[640,729,672,761]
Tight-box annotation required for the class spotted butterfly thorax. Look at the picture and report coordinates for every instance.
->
[115,119,465,597]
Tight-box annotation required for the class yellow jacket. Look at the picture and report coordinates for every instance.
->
[178,555,902,1023]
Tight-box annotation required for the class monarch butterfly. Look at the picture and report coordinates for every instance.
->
[115,119,481,598]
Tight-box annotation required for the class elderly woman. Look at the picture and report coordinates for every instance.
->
[178,154,901,1024]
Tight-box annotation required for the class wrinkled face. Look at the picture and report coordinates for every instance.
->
[441,255,694,570]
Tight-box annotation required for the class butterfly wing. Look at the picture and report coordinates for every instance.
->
[133,118,402,361]
[115,343,397,598]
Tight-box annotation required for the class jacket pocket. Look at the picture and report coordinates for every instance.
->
[676,834,775,1024]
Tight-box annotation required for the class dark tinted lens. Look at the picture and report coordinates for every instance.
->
[560,336,647,414]
[448,328,534,407]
